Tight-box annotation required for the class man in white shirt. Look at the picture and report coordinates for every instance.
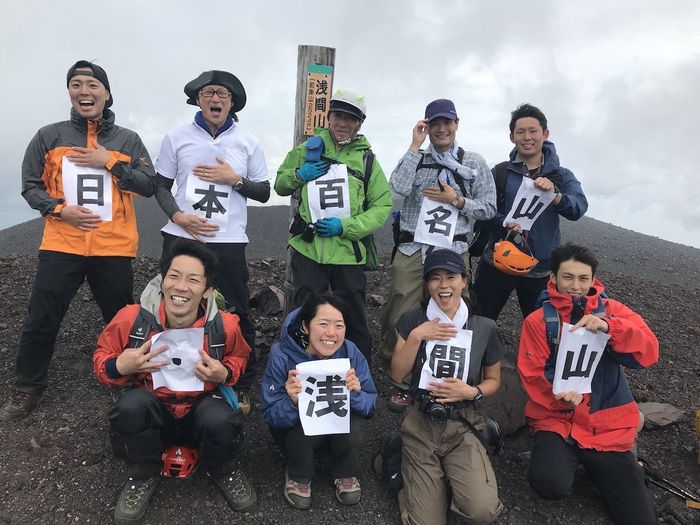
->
[154,70,270,415]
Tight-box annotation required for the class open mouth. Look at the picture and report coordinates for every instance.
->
[171,295,190,304]
[438,292,453,303]
[210,107,223,115]
[79,100,95,109]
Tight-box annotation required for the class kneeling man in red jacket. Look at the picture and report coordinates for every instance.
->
[518,242,658,525]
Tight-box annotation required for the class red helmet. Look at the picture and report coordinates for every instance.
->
[161,446,200,479]
[493,232,539,276]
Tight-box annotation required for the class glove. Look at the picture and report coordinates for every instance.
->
[296,161,329,182]
[316,217,343,237]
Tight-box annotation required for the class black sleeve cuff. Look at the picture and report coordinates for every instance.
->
[105,357,124,380]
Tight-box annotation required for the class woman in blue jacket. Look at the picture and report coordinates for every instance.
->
[261,291,377,510]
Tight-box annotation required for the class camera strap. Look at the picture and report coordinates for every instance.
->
[453,413,495,456]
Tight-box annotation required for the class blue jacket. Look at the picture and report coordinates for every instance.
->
[486,141,588,273]
[260,308,377,429]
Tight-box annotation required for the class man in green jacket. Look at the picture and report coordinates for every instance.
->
[275,88,392,365]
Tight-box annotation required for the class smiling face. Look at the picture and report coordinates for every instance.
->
[161,255,213,328]
[427,117,459,153]
[510,116,549,162]
[196,84,233,131]
[550,259,594,299]
[302,304,346,358]
[68,71,110,119]
[426,269,468,317]
[328,111,362,145]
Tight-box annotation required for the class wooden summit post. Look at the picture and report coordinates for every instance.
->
[283,45,336,316]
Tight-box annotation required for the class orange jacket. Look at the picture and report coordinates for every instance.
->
[518,279,658,452]
[93,301,251,418]
[21,108,155,257]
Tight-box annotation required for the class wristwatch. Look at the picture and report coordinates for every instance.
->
[451,197,460,207]
[473,386,483,403]
[233,179,244,191]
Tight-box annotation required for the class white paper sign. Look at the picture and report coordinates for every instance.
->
[307,164,351,223]
[413,198,459,249]
[502,177,556,231]
[61,157,113,221]
[418,329,473,389]
[184,172,231,233]
[150,328,205,392]
[552,323,610,395]
[297,358,351,436]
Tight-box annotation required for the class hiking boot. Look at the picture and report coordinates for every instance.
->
[284,470,312,510]
[235,391,251,417]
[211,469,257,512]
[387,390,410,413]
[0,391,43,421]
[334,476,362,505]
[114,476,160,524]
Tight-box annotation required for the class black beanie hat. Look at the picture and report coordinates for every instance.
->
[184,70,246,114]
[66,60,113,108]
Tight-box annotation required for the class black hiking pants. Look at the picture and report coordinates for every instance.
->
[269,412,367,484]
[108,389,244,479]
[290,249,372,365]
[528,431,657,525]
[15,251,133,392]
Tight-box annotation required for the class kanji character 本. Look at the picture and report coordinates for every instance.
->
[192,185,228,218]
[562,344,598,380]
[315,80,329,95]
[424,205,453,236]
[304,375,348,417]
[314,178,344,210]
[429,344,467,379]
[77,174,105,206]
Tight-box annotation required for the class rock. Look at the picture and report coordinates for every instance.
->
[250,286,284,315]
[370,294,385,306]
[638,402,684,429]
[479,352,528,436]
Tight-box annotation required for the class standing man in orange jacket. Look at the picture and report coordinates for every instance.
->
[518,243,658,524]
[0,60,155,421]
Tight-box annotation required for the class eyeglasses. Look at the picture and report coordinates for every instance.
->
[199,89,232,99]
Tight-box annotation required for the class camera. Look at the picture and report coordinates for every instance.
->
[301,222,317,243]
[418,394,454,424]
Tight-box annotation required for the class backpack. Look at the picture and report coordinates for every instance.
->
[128,307,240,409]
[372,431,403,493]
[468,161,509,257]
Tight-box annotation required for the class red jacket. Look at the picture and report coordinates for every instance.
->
[518,279,658,452]
[93,302,250,418]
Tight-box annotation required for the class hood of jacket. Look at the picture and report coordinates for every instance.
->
[537,277,607,324]
[508,139,561,175]
[140,274,219,325]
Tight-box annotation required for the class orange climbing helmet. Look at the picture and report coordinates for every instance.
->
[492,232,539,276]
[161,445,200,479]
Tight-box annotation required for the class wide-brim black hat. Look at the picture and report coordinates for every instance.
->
[184,70,246,113]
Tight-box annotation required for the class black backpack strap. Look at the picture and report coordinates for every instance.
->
[129,309,162,348]
[416,148,469,197]
[493,161,509,207]
[454,413,497,456]
[205,311,226,360]
[361,148,375,211]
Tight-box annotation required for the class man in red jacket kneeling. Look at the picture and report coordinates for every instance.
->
[518,242,658,525]
[93,238,256,523]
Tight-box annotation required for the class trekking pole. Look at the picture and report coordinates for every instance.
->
[638,460,700,508]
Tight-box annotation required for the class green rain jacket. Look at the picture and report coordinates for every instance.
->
[275,128,392,266]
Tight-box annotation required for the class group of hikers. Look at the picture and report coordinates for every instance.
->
[0,60,661,525]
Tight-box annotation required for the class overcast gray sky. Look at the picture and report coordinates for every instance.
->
[2,0,698,248]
